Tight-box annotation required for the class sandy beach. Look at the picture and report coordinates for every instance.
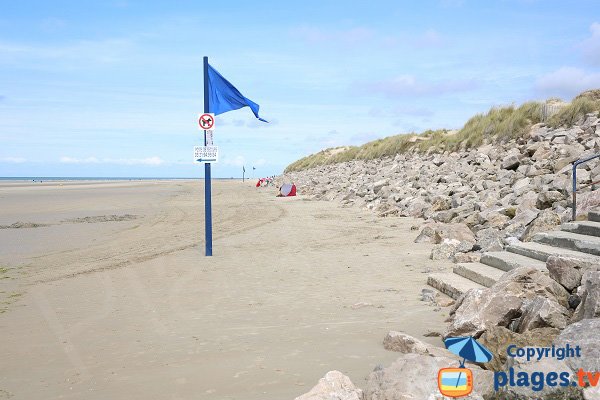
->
[0,180,451,400]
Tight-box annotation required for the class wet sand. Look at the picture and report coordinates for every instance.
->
[0,180,451,399]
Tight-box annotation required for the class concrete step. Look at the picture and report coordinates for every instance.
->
[427,273,484,300]
[562,221,600,237]
[506,240,600,263]
[532,231,600,257]
[453,263,506,288]
[589,211,600,222]
[480,251,547,272]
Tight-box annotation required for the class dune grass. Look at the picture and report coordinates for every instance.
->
[547,97,600,128]
[284,94,600,173]
[445,101,543,150]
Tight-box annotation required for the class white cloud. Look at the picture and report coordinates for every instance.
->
[439,0,465,7]
[415,29,444,47]
[247,117,275,129]
[220,158,267,170]
[60,156,99,164]
[349,132,382,144]
[59,156,164,165]
[291,26,374,44]
[362,75,478,97]
[535,67,600,99]
[219,116,275,129]
[292,25,445,50]
[222,155,245,167]
[40,17,66,32]
[0,38,134,65]
[1,157,27,163]
[369,106,435,118]
[581,22,600,66]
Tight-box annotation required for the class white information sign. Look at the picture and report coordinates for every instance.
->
[205,131,214,146]
[194,146,218,163]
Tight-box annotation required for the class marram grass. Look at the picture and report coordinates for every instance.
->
[284,95,600,173]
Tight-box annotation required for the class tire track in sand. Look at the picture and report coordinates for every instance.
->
[26,187,288,285]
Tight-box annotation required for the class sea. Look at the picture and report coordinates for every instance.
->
[0,177,239,181]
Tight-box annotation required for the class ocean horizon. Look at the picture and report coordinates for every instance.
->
[0,176,245,181]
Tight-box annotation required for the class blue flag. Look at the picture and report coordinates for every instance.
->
[207,64,268,122]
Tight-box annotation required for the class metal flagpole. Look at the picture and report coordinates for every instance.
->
[203,56,213,256]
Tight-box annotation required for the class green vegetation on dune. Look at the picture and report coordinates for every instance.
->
[548,96,600,128]
[445,101,543,150]
[284,94,600,173]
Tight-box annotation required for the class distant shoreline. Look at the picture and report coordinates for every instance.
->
[0,177,242,182]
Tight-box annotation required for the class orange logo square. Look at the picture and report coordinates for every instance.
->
[438,367,473,398]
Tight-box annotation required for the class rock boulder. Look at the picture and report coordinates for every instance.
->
[516,296,570,332]
[546,255,600,291]
[364,353,493,400]
[445,267,569,338]
[478,326,559,371]
[295,371,363,400]
[554,319,600,373]
[571,270,600,322]
[382,331,429,355]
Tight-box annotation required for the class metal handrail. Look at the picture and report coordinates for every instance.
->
[572,153,600,221]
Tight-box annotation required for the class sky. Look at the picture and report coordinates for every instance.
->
[1,1,600,178]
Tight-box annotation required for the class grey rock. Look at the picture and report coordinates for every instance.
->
[520,209,561,241]
[475,227,505,252]
[420,288,438,302]
[445,267,569,338]
[516,296,570,332]
[546,255,600,291]
[513,177,531,196]
[382,331,429,354]
[502,154,521,170]
[506,356,583,399]
[478,326,560,371]
[536,190,565,210]
[430,239,463,260]
[496,266,570,308]
[585,385,600,400]
[364,353,493,400]
[516,191,539,214]
[569,294,582,309]
[431,209,459,223]
[554,319,600,373]
[444,287,522,338]
[572,270,600,322]
[575,191,600,219]
[430,195,452,211]
[373,179,390,194]
[295,370,363,400]
[414,222,475,245]
[452,252,481,263]
[504,208,540,238]
[404,199,428,218]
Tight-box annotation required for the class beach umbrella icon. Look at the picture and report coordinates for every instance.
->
[443,336,493,390]
[444,336,493,366]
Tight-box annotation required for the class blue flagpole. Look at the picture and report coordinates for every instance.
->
[203,56,213,256]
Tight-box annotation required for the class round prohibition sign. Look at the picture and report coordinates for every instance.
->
[199,113,215,130]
